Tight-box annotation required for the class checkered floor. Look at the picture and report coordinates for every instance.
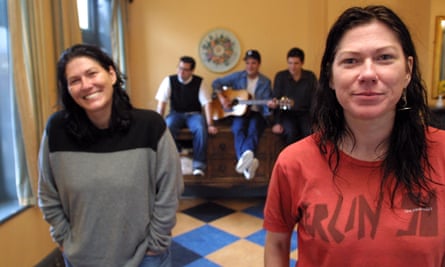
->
[171,197,298,267]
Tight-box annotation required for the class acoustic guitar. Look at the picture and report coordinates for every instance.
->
[211,89,294,120]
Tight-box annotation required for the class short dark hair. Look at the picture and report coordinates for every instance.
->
[180,56,196,70]
[287,47,305,62]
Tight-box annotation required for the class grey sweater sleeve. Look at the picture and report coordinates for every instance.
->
[38,131,70,245]
[146,129,184,252]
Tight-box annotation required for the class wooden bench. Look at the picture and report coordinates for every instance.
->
[176,121,284,187]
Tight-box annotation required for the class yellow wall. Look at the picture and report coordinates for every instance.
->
[2,1,445,266]
[431,0,445,97]
[127,0,444,110]
[127,0,327,109]
[0,207,56,266]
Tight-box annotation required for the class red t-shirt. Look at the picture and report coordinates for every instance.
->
[264,127,445,267]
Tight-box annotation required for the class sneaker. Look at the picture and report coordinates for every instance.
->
[236,150,254,173]
[192,169,205,176]
[243,158,259,180]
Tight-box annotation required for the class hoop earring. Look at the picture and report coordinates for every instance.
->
[398,89,412,111]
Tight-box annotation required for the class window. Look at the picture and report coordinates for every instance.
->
[0,0,27,223]
[77,0,112,54]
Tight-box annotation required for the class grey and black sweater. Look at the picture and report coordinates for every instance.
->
[38,108,183,267]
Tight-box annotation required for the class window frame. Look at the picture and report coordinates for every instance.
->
[0,0,29,224]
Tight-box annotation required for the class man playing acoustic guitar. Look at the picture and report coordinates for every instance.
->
[212,49,273,180]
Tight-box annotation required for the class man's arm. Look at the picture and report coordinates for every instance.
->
[155,76,171,116]
[156,101,167,116]
[204,103,218,134]
[199,81,218,134]
[212,77,231,109]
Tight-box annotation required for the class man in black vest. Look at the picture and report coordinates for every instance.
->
[156,56,217,176]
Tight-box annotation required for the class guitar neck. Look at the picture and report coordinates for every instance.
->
[233,97,294,111]
[236,99,270,105]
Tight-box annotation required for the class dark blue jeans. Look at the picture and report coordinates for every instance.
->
[138,249,171,267]
[166,111,207,170]
[63,249,172,267]
[279,111,312,146]
[231,111,266,159]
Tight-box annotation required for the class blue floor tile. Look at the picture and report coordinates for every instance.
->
[175,198,298,266]
[245,228,266,246]
[242,202,265,219]
[171,241,201,267]
[185,258,221,267]
[173,224,239,256]
[290,231,298,251]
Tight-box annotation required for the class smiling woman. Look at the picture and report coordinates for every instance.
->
[39,44,183,267]
[65,57,116,128]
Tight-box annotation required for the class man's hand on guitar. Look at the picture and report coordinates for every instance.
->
[267,98,278,109]
[217,93,233,109]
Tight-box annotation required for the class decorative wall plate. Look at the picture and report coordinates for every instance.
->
[199,28,241,73]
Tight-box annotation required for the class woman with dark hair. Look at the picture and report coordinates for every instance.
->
[264,5,445,266]
[38,44,183,267]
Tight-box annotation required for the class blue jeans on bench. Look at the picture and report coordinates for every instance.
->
[166,111,207,170]
[232,111,266,159]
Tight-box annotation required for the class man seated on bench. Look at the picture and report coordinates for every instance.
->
[212,49,273,180]
[155,56,218,176]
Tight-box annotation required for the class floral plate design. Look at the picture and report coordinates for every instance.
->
[199,28,241,73]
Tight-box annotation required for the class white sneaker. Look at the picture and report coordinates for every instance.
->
[192,169,205,176]
[244,158,259,180]
[236,150,254,173]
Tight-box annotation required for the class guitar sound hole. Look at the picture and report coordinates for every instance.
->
[219,143,226,151]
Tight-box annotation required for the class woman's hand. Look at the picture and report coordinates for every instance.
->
[146,250,160,256]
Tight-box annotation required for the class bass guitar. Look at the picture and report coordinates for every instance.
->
[210,89,294,120]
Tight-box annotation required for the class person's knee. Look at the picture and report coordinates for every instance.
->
[190,123,207,136]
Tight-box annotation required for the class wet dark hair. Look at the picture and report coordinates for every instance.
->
[312,5,435,207]
[57,43,132,145]
[179,56,196,70]
[287,47,305,63]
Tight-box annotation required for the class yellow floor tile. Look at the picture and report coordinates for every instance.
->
[291,248,299,261]
[172,212,205,237]
[206,239,264,267]
[209,211,263,238]
[177,197,206,211]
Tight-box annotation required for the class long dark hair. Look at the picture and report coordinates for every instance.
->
[312,5,435,207]
[56,43,132,145]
